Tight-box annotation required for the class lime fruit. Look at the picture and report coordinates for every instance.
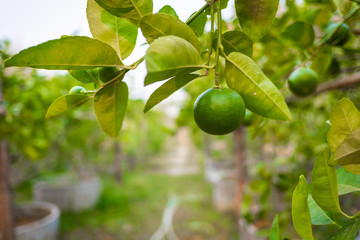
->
[288,67,319,97]
[99,67,119,83]
[325,23,351,47]
[69,86,86,94]
[193,87,245,135]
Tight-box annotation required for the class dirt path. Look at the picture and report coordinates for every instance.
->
[152,127,201,176]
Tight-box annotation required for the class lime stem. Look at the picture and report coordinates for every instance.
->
[214,0,222,86]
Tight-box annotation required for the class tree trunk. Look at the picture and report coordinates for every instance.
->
[234,126,246,217]
[0,141,15,240]
[0,73,15,240]
[114,141,122,184]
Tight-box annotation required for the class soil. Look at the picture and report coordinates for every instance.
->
[14,207,50,227]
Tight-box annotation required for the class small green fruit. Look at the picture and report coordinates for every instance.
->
[98,67,119,83]
[193,87,245,135]
[69,86,86,94]
[288,67,319,97]
[325,23,351,47]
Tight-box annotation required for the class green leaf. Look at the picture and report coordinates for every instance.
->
[46,94,92,118]
[310,50,332,76]
[158,5,179,19]
[94,0,153,26]
[87,0,138,60]
[308,194,340,226]
[219,31,253,57]
[69,69,99,84]
[140,13,201,52]
[188,11,207,37]
[235,0,280,41]
[225,52,291,121]
[280,21,315,49]
[292,175,314,240]
[144,74,199,113]
[311,148,341,213]
[330,218,360,240]
[333,0,356,15]
[328,98,360,152]
[94,81,128,138]
[330,128,360,166]
[337,167,360,195]
[145,36,203,85]
[205,0,230,14]
[269,215,281,240]
[4,36,123,70]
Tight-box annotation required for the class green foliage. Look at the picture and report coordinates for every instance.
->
[140,13,201,52]
[46,94,91,118]
[87,0,138,60]
[94,0,153,26]
[144,74,199,113]
[94,81,128,138]
[225,52,292,121]
[144,36,202,85]
[235,0,280,41]
[4,36,123,70]
[292,175,314,240]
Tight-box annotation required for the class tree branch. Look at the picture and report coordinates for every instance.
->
[314,71,360,95]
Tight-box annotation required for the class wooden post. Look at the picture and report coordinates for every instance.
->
[0,74,15,240]
[234,126,246,216]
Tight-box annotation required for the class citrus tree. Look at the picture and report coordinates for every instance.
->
[2,0,360,239]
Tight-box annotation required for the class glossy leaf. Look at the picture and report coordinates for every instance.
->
[46,94,92,118]
[235,0,280,41]
[144,36,203,85]
[205,0,229,14]
[330,218,360,240]
[158,5,179,19]
[140,13,201,52]
[328,98,360,152]
[94,81,128,138]
[144,74,199,113]
[310,50,332,76]
[330,128,360,166]
[280,21,315,49]
[311,148,341,213]
[188,11,207,37]
[225,52,292,121]
[269,215,281,240]
[94,0,153,26]
[337,167,360,195]
[4,36,123,70]
[69,69,99,84]
[292,175,314,240]
[87,0,138,60]
[219,31,253,57]
[308,194,339,226]
[333,0,356,15]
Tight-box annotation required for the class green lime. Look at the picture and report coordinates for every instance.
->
[193,87,245,135]
[69,86,86,94]
[325,23,351,47]
[98,67,119,83]
[288,67,319,97]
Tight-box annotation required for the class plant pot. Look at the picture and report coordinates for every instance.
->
[33,176,101,212]
[0,201,60,240]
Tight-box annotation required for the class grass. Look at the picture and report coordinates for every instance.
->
[58,171,239,240]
